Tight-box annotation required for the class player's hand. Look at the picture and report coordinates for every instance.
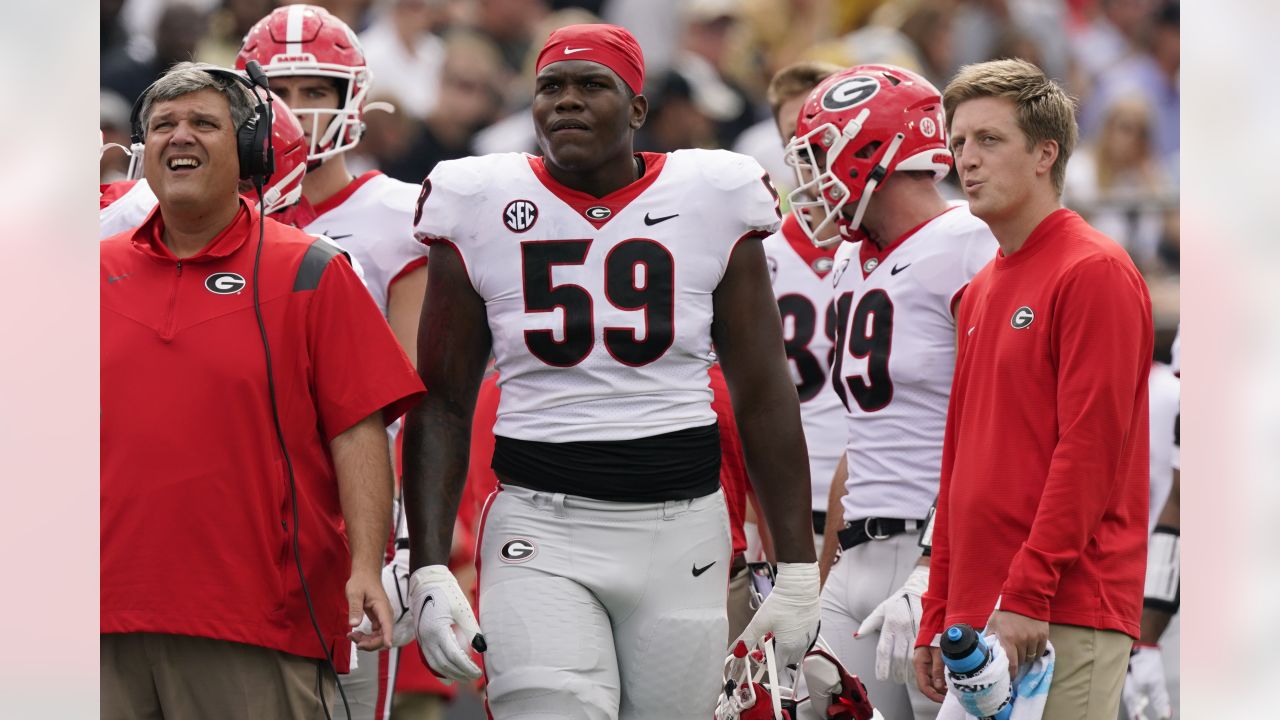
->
[346,568,392,651]
[856,564,928,683]
[986,609,1049,679]
[912,645,946,703]
[733,562,820,670]
[409,565,485,682]
[1123,645,1173,719]
[352,548,416,647]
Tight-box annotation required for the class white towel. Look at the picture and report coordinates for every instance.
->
[937,634,1055,720]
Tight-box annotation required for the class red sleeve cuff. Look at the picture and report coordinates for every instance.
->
[995,590,1052,623]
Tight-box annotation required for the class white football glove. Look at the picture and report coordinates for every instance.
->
[734,562,821,671]
[409,565,484,682]
[856,564,928,684]
[1123,645,1172,719]
[352,547,416,647]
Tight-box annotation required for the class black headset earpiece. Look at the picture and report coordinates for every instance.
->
[126,63,275,186]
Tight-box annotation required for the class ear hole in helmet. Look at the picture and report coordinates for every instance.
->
[854,140,882,159]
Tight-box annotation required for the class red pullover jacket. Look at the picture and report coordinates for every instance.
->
[101,200,424,671]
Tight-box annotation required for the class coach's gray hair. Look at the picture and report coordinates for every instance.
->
[137,62,256,139]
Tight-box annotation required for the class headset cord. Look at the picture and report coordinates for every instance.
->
[252,182,351,720]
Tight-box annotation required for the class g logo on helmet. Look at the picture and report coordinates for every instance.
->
[1011,306,1035,329]
[500,538,537,563]
[205,272,247,295]
[821,75,880,112]
[585,206,611,220]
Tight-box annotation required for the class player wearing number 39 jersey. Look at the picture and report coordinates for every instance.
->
[402,24,821,720]
[788,64,997,720]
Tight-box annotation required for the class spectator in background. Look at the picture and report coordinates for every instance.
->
[1070,0,1154,91]
[101,1,209,105]
[359,0,448,121]
[675,0,755,148]
[1082,0,1178,163]
[1065,96,1176,273]
[99,90,134,184]
[101,0,131,59]
[196,0,281,69]
[870,0,957,88]
[381,32,507,183]
[472,0,550,76]
[638,67,734,153]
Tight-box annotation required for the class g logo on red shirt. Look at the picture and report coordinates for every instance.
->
[205,272,246,295]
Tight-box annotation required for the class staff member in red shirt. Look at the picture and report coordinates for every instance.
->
[912,59,1152,719]
[101,62,424,718]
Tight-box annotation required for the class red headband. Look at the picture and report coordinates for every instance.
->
[535,23,645,96]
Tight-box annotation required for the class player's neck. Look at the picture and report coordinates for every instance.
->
[987,193,1062,256]
[302,155,356,208]
[159,196,241,259]
[544,151,640,198]
[862,186,950,250]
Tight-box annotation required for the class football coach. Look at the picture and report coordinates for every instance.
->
[100,62,424,718]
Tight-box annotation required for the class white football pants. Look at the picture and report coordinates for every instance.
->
[478,484,732,720]
[821,531,939,720]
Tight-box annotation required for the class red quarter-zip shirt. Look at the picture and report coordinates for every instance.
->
[917,209,1152,645]
[101,200,424,671]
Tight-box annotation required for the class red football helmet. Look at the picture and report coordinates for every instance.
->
[256,91,308,215]
[236,4,372,162]
[715,636,881,720]
[785,64,952,247]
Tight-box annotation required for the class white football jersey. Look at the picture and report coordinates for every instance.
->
[99,180,158,239]
[304,171,428,315]
[1147,362,1179,533]
[763,214,845,511]
[414,150,781,442]
[833,205,997,520]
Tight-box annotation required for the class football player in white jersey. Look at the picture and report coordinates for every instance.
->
[403,23,821,720]
[762,61,845,556]
[236,6,428,720]
[787,65,998,720]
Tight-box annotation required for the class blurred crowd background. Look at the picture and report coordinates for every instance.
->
[100,0,1180,347]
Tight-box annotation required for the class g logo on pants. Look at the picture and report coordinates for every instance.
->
[500,538,537,563]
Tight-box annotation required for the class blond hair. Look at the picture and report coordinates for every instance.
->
[942,58,1077,195]
[766,60,843,121]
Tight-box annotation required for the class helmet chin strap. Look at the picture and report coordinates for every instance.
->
[842,131,907,236]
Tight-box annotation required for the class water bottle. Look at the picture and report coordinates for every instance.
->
[940,623,1013,720]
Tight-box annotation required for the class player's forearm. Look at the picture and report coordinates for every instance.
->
[1157,469,1180,529]
[1138,606,1173,644]
[734,388,817,564]
[819,454,848,581]
[403,398,472,569]
[331,412,395,576]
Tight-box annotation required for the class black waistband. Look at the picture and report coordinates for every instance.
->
[836,517,920,551]
[492,422,721,503]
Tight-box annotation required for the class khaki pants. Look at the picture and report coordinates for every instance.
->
[1042,624,1133,720]
[101,632,336,720]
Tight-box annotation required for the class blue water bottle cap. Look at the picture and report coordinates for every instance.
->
[946,626,964,642]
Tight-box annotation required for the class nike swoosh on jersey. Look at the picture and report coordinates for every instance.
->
[890,263,912,275]
[564,46,591,54]
[692,561,716,577]
[644,212,679,226]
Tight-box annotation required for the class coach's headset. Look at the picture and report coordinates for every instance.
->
[128,64,354,720]
[126,62,274,186]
